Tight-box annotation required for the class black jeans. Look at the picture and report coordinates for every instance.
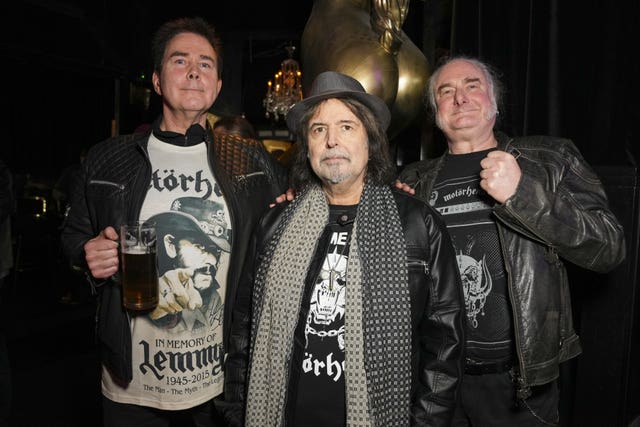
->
[103,397,225,427]
[452,372,559,427]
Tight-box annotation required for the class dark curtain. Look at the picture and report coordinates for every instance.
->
[430,2,640,426]
[424,0,638,168]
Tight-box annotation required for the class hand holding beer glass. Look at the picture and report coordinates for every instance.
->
[120,221,158,311]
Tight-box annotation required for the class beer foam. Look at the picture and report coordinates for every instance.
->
[124,246,153,254]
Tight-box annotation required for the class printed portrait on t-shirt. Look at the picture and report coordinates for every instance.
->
[148,197,231,333]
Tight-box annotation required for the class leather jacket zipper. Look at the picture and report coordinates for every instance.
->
[496,226,531,401]
[407,258,430,275]
[88,179,124,189]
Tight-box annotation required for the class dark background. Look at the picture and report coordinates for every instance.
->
[2,0,638,183]
[0,0,639,426]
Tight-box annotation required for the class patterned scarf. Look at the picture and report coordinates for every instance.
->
[246,182,412,426]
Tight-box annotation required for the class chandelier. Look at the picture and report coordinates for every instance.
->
[263,44,303,121]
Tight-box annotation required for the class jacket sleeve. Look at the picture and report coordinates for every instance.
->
[494,138,626,273]
[59,141,134,383]
[217,203,287,425]
[217,213,265,426]
[412,209,465,426]
[60,152,95,271]
[60,141,129,288]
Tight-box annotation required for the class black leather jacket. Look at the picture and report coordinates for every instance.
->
[222,189,465,426]
[398,132,626,395]
[61,128,287,384]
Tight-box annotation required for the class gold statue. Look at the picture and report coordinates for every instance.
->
[301,0,430,138]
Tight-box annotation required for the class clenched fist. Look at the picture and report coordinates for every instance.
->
[479,150,521,204]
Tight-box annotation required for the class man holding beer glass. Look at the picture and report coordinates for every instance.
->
[61,17,286,426]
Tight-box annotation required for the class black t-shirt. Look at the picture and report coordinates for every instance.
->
[431,149,514,363]
[292,204,356,427]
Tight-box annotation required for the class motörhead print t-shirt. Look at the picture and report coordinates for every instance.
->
[431,149,514,363]
[293,205,355,427]
[102,134,231,410]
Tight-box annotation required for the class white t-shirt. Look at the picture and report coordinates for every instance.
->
[102,134,232,410]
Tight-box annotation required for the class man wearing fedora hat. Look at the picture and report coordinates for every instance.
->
[221,71,465,426]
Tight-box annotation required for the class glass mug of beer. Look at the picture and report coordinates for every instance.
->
[120,220,158,311]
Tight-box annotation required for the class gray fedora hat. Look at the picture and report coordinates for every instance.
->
[285,71,391,135]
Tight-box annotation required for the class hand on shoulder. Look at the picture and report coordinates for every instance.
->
[270,187,296,208]
[394,180,416,195]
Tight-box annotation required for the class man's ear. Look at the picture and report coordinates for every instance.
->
[164,234,177,258]
[152,71,162,96]
[215,78,222,98]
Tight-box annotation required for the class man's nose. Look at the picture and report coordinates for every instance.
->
[188,67,200,80]
[454,88,467,105]
[326,128,338,147]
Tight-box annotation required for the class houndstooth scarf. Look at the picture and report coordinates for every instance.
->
[245,182,412,426]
